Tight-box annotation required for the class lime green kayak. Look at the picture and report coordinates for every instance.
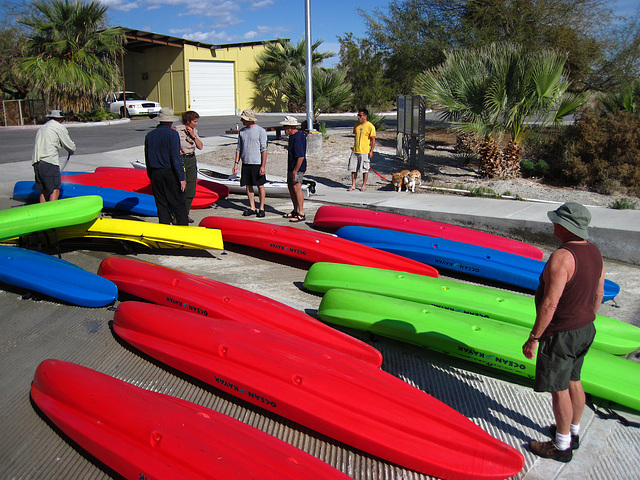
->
[317,288,640,412]
[304,262,640,355]
[0,196,103,241]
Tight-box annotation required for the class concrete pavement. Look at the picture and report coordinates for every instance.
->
[1,126,639,480]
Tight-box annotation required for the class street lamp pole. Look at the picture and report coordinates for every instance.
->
[304,0,314,131]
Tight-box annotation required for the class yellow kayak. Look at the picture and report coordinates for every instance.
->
[17,218,224,250]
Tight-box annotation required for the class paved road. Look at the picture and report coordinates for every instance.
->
[0,113,403,165]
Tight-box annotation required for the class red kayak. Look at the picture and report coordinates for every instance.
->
[113,301,524,480]
[199,216,439,277]
[98,256,383,367]
[31,359,353,480]
[62,167,224,208]
[313,205,543,260]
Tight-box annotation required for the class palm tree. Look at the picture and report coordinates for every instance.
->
[416,42,585,178]
[19,0,124,113]
[282,67,352,120]
[250,38,334,111]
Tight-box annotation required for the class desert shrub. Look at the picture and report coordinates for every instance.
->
[610,197,638,210]
[367,110,386,131]
[561,109,640,195]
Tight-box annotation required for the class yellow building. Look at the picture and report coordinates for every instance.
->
[120,28,285,116]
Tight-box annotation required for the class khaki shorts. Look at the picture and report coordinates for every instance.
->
[534,323,596,392]
[347,152,370,173]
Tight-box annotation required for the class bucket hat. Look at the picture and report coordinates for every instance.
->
[46,110,65,119]
[156,107,179,123]
[547,202,591,239]
[279,115,301,127]
[240,109,257,122]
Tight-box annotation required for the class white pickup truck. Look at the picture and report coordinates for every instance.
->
[104,91,162,118]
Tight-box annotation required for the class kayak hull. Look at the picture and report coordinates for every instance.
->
[199,216,439,277]
[0,245,117,307]
[97,256,382,367]
[303,262,640,355]
[317,288,640,412]
[336,226,620,301]
[314,205,544,260]
[113,301,525,480]
[31,359,353,480]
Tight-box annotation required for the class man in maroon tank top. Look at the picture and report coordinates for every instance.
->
[522,202,605,462]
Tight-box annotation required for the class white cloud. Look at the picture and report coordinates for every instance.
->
[100,0,139,11]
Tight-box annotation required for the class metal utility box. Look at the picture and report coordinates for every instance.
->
[396,95,425,171]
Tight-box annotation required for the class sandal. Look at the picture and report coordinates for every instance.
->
[289,214,306,223]
[283,210,298,218]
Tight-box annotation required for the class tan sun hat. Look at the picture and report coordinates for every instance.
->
[279,115,301,127]
[240,109,257,122]
[156,107,179,123]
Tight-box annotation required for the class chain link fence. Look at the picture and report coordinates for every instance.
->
[1,99,46,126]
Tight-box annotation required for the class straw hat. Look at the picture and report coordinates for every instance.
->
[279,115,301,127]
[46,110,65,119]
[156,107,179,123]
[547,202,591,239]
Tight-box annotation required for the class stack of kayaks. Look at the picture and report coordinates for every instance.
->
[16,217,225,250]
[63,167,223,206]
[335,225,620,302]
[112,300,525,479]
[13,180,158,216]
[31,359,354,480]
[0,196,118,307]
[303,263,640,355]
[313,205,544,259]
[132,160,315,198]
[199,216,439,277]
[303,263,640,412]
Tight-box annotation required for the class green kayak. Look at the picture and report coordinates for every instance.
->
[304,262,640,355]
[1,196,103,241]
[318,288,640,412]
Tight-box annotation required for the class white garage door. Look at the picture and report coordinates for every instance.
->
[189,61,235,116]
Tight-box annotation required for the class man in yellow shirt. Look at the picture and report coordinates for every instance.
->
[347,109,376,191]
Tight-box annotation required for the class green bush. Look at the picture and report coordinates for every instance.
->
[610,198,638,210]
[520,159,550,178]
[75,107,119,122]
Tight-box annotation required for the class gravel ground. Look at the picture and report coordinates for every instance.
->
[199,128,639,209]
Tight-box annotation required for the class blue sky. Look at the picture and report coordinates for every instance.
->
[102,0,638,67]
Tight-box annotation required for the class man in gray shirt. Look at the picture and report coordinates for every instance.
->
[232,109,268,217]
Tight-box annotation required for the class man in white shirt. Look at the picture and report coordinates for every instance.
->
[32,110,76,202]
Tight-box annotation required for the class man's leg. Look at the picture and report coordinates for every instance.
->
[246,185,256,211]
[287,183,299,214]
[293,182,304,217]
[569,380,586,425]
[361,172,368,191]
[258,185,266,211]
[49,189,60,201]
[350,172,357,190]
[551,389,573,436]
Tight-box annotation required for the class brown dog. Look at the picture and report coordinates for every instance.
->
[404,170,422,192]
[392,170,410,191]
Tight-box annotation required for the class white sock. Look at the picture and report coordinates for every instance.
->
[570,423,580,436]
[555,432,572,451]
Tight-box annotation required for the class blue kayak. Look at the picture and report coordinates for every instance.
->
[0,245,118,307]
[336,226,620,302]
[12,181,158,216]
